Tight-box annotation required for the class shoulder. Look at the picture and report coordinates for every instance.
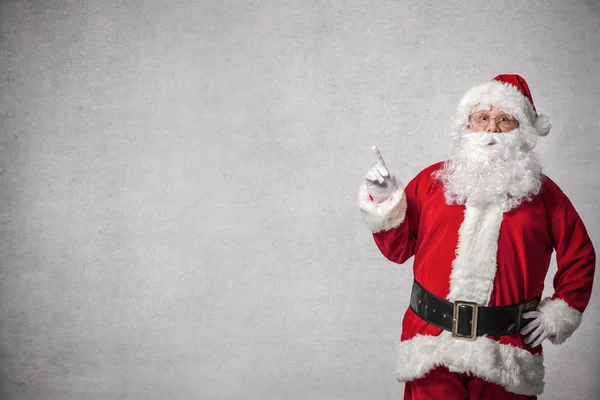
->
[540,174,567,198]
[538,174,568,210]
[405,161,445,194]
[415,161,445,180]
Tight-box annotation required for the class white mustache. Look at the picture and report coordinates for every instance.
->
[461,131,522,148]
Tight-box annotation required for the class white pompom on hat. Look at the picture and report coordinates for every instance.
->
[457,74,551,136]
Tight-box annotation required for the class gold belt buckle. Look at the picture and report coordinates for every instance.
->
[452,301,479,341]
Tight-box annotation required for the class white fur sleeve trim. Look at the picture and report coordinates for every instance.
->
[538,297,583,345]
[357,182,407,233]
[396,332,545,395]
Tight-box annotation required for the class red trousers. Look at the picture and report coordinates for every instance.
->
[404,366,537,400]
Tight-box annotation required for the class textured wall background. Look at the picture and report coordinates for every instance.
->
[1,1,599,399]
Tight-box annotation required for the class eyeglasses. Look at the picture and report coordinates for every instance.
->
[470,112,518,128]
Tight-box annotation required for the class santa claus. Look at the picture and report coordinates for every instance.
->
[358,75,595,399]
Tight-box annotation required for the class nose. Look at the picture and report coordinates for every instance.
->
[485,119,501,133]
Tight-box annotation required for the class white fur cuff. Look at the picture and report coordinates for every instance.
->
[538,297,583,345]
[357,182,407,233]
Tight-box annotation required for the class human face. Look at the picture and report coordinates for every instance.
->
[469,105,518,133]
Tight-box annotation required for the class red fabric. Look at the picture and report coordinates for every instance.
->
[404,366,537,400]
[373,162,595,350]
[493,74,537,111]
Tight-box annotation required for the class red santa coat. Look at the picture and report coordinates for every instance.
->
[358,162,595,396]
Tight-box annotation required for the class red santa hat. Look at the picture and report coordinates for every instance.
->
[457,74,551,136]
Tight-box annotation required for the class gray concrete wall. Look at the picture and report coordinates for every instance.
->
[1,1,599,399]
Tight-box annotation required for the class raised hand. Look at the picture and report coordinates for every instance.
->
[365,146,397,203]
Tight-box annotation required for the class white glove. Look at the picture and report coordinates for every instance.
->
[520,311,552,348]
[365,146,397,203]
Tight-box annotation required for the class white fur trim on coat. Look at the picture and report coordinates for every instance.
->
[357,183,407,233]
[447,203,504,304]
[396,332,545,395]
[538,297,583,344]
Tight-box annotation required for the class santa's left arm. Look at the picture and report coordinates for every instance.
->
[540,193,596,344]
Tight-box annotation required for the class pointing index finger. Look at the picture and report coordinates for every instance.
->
[371,145,387,167]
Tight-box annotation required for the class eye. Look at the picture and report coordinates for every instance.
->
[498,115,511,123]
[476,114,489,122]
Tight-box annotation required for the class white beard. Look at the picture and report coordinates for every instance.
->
[434,127,543,212]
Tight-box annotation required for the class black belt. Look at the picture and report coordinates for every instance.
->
[409,280,539,340]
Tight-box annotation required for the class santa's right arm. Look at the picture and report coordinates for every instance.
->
[358,147,420,264]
